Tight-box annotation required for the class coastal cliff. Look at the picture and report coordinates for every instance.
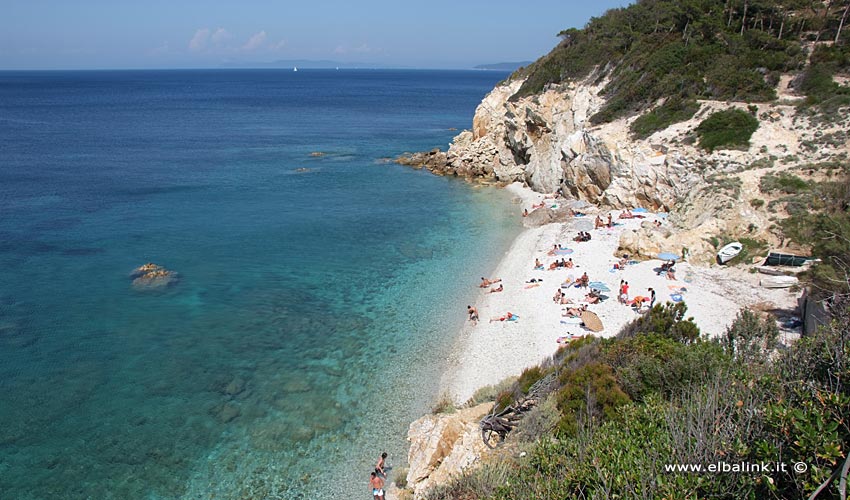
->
[399,67,849,263]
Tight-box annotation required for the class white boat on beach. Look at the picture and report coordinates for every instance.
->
[760,275,799,288]
[717,242,743,264]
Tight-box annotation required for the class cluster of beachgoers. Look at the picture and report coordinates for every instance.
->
[441,183,799,404]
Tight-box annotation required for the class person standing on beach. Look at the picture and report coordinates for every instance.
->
[648,287,656,308]
[467,306,479,325]
[370,472,385,500]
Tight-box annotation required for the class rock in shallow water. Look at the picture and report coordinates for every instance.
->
[130,263,178,290]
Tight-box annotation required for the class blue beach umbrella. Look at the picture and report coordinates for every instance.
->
[656,252,680,261]
[588,281,611,292]
[631,207,648,213]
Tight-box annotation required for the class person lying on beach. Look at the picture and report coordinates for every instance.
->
[479,277,501,287]
[658,260,675,275]
[526,278,543,283]
[563,304,587,317]
[547,244,558,256]
[531,202,545,209]
[490,312,517,322]
[488,284,504,293]
[549,261,560,271]
[559,295,574,305]
[666,268,676,280]
[585,293,601,304]
[619,209,634,219]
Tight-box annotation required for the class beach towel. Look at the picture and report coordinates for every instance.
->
[670,293,683,302]
[561,317,582,325]
[557,335,578,344]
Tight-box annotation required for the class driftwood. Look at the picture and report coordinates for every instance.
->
[479,373,557,448]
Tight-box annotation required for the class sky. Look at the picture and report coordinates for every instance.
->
[0,0,631,70]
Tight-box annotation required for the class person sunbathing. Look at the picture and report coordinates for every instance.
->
[630,296,646,309]
[666,268,676,280]
[534,258,544,270]
[549,261,559,271]
[565,258,574,268]
[578,273,590,288]
[490,312,517,322]
[531,202,544,209]
[553,289,564,302]
[479,277,501,288]
[594,216,603,229]
[488,284,504,293]
[559,295,574,305]
[585,294,601,304]
[547,244,558,256]
[619,209,634,219]
[563,304,587,317]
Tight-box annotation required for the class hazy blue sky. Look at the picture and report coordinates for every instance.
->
[0,0,631,70]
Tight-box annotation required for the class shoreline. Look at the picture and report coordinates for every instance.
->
[439,183,801,404]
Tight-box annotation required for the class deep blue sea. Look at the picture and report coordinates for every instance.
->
[0,69,518,499]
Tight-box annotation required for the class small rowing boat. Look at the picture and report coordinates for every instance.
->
[717,242,743,264]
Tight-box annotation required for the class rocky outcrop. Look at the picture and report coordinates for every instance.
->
[130,263,178,290]
[406,403,491,499]
[398,67,849,262]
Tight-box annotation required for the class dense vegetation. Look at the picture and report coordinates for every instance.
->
[509,0,850,136]
[424,302,850,500]
[695,108,760,151]
[776,175,850,300]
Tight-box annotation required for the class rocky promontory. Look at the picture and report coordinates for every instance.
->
[396,69,849,263]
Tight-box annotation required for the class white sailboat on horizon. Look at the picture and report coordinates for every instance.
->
[293,66,298,72]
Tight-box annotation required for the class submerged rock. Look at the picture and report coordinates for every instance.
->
[130,263,178,290]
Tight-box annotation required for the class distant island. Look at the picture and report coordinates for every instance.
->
[473,61,533,71]
[221,59,401,69]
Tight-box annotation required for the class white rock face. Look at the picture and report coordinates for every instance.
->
[439,73,849,263]
[405,403,491,499]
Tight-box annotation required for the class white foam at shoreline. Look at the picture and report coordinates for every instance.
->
[441,182,800,404]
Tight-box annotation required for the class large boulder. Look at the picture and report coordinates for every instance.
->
[406,403,491,499]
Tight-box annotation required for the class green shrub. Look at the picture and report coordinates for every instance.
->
[759,172,809,194]
[555,362,629,436]
[431,393,456,414]
[618,302,700,343]
[466,376,517,406]
[630,98,700,138]
[517,366,544,395]
[695,109,759,152]
[750,198,765,208]
[722,309,778,365]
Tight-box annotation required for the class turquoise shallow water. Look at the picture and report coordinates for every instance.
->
[0,69,519,499]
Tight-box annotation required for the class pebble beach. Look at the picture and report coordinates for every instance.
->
[442,183,800,404]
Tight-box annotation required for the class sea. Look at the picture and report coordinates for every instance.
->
[0,69,520,499]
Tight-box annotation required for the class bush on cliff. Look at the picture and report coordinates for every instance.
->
[695,108,760,152]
